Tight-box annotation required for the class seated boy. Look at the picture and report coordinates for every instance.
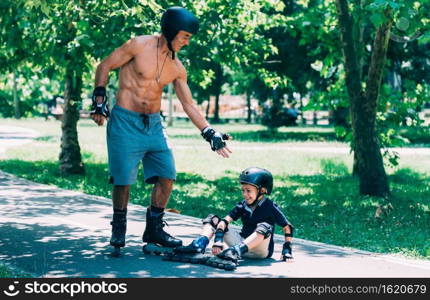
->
[173,167,294,269]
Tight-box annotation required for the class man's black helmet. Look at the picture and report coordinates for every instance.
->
[239,167,273,195]
[161,7,199,58]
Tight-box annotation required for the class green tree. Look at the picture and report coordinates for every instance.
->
[6,0,161,174]
[184,0,285,122]
[334,0,430,197]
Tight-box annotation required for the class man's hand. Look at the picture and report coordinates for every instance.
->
[90,87,110,126]
[201,127,232,158]
[281,241,294,262]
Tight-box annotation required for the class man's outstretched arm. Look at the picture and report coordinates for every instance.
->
[173,70,232,158]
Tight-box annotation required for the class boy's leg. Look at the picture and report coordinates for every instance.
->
[242,231,270,259]
[174,214,221,253]
[166,215,221,264]
[218,222,272,261]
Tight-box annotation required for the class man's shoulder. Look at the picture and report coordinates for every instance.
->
[132,35,155,47]
[173,57,187,76]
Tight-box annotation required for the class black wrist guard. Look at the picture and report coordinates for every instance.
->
[91,86,109,118]
[214,229,225,243]
[284,225,294,238]
[201,127,230,151]
[281,241,293,261]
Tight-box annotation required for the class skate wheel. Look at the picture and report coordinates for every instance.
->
[111,247,121,258]
[142,245,150,254]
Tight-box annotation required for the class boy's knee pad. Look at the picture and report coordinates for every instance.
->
[202,214,220,229]
[255,222,273,239]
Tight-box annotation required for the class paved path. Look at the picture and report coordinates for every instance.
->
[0,125,39,158]
[0,171,429,278]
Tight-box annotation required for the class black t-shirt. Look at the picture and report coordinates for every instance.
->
[228,197,293,258]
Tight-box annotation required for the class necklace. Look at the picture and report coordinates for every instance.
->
[156,37,169,84]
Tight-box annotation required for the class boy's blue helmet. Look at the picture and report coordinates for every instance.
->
[239,167,273,195]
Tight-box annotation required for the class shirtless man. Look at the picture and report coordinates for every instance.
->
[90,7,232,256]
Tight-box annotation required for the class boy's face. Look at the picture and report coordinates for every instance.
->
[241,183,260,205]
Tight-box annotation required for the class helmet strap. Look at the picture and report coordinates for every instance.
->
[248,187,263,208]
[167,40,175,59]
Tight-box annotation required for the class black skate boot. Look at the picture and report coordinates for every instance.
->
[109,209,127,257]
[174,242,205,254]
[217,247,240,263]
[165,237,210,264]
[205,246,243,271]
[142,209,182,255]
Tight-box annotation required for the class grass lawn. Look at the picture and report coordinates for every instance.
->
[0,118,429,261]
[0,265,14,277]
[0,263,30,278]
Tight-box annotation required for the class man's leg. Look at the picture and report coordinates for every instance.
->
[110,185,130,255]
[150,177,173,209]
[113,185,130,209]
[142,178,182,248]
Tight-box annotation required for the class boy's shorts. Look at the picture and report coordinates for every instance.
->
[224,229,270,259]
[107,105,176,185]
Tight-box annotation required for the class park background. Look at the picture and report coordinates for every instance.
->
[0,0,429,277]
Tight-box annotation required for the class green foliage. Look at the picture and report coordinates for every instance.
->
[0,90,14,117]
[0,265,14,278]
[0,263,30,278]
[185,0,287,105]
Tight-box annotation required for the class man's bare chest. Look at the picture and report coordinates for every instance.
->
[130,52,179,85]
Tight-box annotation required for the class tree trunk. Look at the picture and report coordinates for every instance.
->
[59,69,84,174]
[335,0,390,197]
[300,97,305,125]
[205,96,210,119]
[13,72,20,119]
[214,93,220,123]
[246,92,252,123]
[213,63,223,123]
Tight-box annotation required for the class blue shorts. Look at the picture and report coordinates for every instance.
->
[107,105,176,185]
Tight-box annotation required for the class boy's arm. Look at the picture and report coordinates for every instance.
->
[283,225,293,242]
[281,225,294,262]
[216,215,233,231]
[211,215,233,255]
